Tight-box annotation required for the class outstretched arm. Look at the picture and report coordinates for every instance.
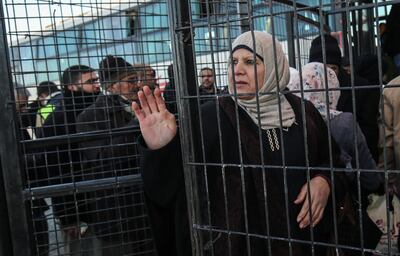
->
[133,86,183,206]
[132,86,177,150]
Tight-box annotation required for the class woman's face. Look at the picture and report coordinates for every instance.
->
[228,48,265,100]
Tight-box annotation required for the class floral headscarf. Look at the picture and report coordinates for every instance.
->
[289,62,341,120]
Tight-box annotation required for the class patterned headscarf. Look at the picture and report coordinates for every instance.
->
[228,31,295,129]
[290,62,341,120]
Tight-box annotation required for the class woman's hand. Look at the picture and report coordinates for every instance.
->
[294,176,330,229]
[132,86,177,150]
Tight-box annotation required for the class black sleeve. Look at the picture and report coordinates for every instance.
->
[76,111,139,175]
[41,112,86,226]
[40,111,65,138]
[137,134,184,207]
[76,112,104,162]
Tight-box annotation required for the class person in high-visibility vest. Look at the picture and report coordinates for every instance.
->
[35,81,63,131]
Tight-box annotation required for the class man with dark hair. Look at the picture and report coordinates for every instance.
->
[61,65,101,94]
[40,65,100,254]
[37,81,59,98]
[309,34,380,162]
[76,56,155,255]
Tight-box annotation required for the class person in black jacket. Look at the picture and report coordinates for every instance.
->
[199,67,216,94]
[35,82,62,123]
[383,3,400,74]
[40,65,100,254]
[133,31,347,256]
[309,34,380,162]
[163,64,177,114]
[198,67,221,104]
[14,85,50,256]
[76,56,155,255]
[22,81,61,133]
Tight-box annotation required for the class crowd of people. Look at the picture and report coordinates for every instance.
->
[15,58,160,255]
[10,3,400,256]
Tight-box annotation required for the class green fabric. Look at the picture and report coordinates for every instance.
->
[38,104,55,121]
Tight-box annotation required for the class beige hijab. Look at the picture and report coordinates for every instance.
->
[229,31,295,129]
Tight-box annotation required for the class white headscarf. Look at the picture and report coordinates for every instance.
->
[228,31,295,129]
[287,67,300,92]
[290,62,341,120]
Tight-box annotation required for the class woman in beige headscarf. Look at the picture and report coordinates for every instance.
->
[132,31,344,256]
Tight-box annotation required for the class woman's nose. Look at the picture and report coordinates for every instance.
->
[234,61,245,75]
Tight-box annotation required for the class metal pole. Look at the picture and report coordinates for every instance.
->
[167,0,202,254]
[0,1,31,255]
[340,1,350,58]
[237,1,249,34]
[285,12,296,68]
[0,158,14,256]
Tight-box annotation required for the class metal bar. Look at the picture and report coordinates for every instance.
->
[167,0,200,254]
[275,0,320,14]
[0,1,31,255]
[266,2,296,255]
[286,12,296,68]
[327,0,398,14]
[297,14,320,29]
[0,158,14,256]
[23,174,143,200]
[22,125,141,150]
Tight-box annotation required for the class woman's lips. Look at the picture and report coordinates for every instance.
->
[234,81,248,89]
[235,81,247,85]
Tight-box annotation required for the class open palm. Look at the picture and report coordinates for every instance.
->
[132,86,177,150]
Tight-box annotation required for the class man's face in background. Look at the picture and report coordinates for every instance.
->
[139,67,157,90]
[200,69,214,88]
[79,72,101,94]
[15,94,29,113]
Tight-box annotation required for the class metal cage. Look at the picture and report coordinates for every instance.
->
[0,0,399,256]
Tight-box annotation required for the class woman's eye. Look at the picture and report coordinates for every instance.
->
[246,59,255,65]
[232,59,238,65]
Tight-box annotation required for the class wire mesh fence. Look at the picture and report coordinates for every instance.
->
[167,0,400,256]
[3,0,173,255]
[0,0,400,256]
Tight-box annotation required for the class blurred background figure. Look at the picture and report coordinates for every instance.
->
[77,55,154,255]
[163,63,177,114]
[135,64,158,90]
[199,67,218,94]
[382,3,400,74]
[309,34,380,163]
[35,81,62,135]
[40,65,101,255]
[14,83,50,256]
